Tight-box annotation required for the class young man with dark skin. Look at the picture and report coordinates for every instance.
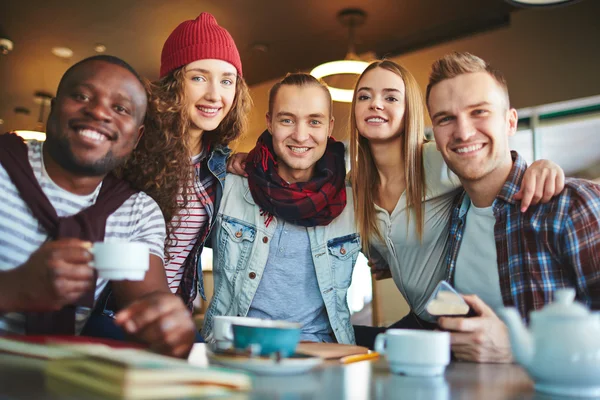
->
[0,56,196,358]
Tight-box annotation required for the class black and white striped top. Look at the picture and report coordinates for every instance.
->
[0,141,166,334]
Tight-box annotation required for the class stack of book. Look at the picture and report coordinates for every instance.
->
[0,337,251,399]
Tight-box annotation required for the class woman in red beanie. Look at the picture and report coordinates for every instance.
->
[121,13,252,311]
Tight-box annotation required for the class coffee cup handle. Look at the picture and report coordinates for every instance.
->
[374,333,387,355]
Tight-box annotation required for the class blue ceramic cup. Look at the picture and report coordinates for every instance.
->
[232,320,302,357]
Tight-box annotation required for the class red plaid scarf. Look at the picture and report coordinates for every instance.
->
[244,130,347,227]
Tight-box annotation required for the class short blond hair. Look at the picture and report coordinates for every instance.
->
[425,52,509,107]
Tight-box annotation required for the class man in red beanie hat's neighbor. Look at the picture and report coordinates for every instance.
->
[120,13,252,337]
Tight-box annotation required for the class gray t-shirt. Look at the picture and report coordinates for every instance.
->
[247,221,332,342]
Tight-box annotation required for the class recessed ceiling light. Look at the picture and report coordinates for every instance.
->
[94,43,107,53]
[51,47,73,59]
[0,119,4,125]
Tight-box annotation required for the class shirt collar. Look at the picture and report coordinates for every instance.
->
[496,151,527,205]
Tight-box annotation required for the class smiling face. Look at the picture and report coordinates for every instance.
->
[428,71,517,183]
[44,60,147,176]
[354,67,406,143]
[183,59,237,138]
[267,84,334,183]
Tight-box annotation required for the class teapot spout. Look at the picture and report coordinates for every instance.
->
[498,308,533,367]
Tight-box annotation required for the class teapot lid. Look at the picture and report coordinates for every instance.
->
[533,288,589,318]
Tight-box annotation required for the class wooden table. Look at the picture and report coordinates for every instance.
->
[0,345,551,399]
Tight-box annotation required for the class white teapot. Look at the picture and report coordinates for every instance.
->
[500,288,600,397]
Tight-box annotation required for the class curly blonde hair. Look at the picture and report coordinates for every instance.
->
[118,67,252,255]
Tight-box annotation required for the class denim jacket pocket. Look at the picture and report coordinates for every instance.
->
[218,216,257,272]
[327,233,361,288]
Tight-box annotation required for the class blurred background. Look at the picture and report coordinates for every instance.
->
[2,0,599,326]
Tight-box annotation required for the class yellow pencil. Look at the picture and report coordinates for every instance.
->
[340,352,380,364]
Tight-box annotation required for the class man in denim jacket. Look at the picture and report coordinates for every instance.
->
[202,73,360,344]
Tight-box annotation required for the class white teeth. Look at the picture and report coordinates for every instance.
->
[289,146,310,154]
[197,106,219,114]
[78,129,106,142]
[455,144,483,154]
[367,118,386,123]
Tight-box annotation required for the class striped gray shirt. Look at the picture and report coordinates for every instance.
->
[0,141,166,334]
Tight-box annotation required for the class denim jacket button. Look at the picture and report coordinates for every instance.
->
[262,236,269,243]
[235,230,242,238]
[249,272,257,279]
[340,247,346,255]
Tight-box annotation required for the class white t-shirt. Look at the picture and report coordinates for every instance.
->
[454,201,504,311]
[370,142,461,321]
[0,141,166,334]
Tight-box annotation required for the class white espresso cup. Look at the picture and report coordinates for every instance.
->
[212,316,263,349]
[91,242,149,281]
[375,329,450,377]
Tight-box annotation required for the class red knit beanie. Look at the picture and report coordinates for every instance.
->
[160,13,242,78]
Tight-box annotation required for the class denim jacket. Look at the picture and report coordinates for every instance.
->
[193,144,230,301]
[201,174,361,344]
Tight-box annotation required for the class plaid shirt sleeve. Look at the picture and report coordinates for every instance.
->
[558,180,600,308]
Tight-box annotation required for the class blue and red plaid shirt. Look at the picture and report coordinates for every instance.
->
[445,151,600,320]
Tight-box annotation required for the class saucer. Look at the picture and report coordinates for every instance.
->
[535,382,600,398]
[388,362,447,377]
[206,348,323,376]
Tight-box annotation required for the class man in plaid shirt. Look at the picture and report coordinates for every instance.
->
[426,52,600,363]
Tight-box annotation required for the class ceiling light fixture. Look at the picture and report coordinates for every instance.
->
[505,0,580,7]
[12,92,53,142]
[94,43,107,53]
[310,8,370,103]
[51,46,73,59]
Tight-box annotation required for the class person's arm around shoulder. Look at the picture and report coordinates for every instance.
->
[423,141,462,199]
[514,159,566,212]
[111,195,196,358]
[426,141,566,209]
[226,152,249,177]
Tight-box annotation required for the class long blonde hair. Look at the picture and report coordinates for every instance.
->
[349,60,427,254]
